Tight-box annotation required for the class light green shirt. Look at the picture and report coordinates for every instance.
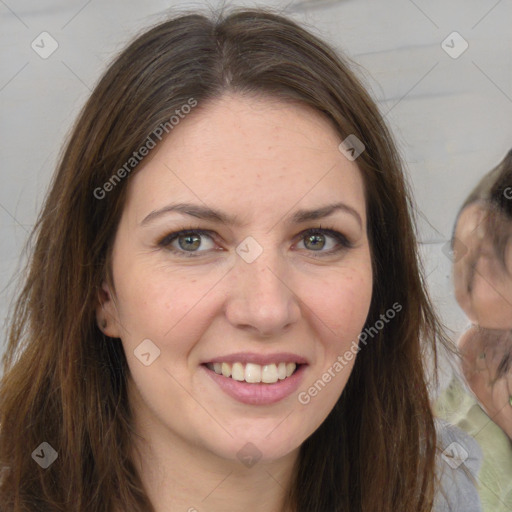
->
[435,376,512,511]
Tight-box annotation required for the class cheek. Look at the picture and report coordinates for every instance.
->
[114,258,217,339]
[294,268,371,424]
[472,270,512,329]
[307,264,373,344]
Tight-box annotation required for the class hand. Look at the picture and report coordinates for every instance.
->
[458,325,512,440]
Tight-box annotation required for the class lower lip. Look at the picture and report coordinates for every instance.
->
[201,364,307,405]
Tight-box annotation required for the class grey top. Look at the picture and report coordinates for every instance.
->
[435,418,484,512]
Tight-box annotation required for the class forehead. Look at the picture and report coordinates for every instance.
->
[125,93,367,226]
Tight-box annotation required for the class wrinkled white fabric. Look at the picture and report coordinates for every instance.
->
[435,419,484,512]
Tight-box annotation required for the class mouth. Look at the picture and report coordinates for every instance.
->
[203,361,302,384]
[200,354,308,405]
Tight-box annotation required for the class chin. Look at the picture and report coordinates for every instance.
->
[202,422,305,465]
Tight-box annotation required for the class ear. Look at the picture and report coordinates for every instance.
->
[96,280,122,338]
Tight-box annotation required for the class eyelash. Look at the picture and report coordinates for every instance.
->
[157,226,353,258]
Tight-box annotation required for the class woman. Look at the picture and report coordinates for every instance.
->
[452,149,512,434]
[437,149,512,510]
[0,7,481,511]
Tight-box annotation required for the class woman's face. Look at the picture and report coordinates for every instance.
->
[453,202,512,329]
[99,93,373,464]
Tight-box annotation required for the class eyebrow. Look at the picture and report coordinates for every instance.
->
[140,201,362,229]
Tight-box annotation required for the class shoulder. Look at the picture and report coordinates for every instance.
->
[433,418,483,512]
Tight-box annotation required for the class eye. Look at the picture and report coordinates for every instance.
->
[157,227,353,258]
[158,229,217,257]
[295,228,353,256]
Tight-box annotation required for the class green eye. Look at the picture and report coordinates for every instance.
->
[158,227,352,258]
[297,228,352,255]
[159,229,216,257]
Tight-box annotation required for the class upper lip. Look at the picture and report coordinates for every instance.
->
[203,352,308,366]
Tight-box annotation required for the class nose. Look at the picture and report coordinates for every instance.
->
[224,247,301,337]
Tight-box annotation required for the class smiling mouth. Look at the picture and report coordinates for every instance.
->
[204,361,301,384]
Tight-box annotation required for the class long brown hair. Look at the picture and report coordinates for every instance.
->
[1,7,446,511]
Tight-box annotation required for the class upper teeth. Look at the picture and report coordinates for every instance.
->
[207,362,297,384]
